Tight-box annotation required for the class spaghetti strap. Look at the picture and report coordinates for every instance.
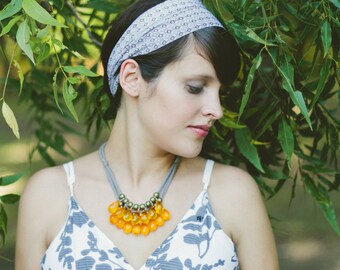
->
[63,161,75,196]
[202,159,215,190]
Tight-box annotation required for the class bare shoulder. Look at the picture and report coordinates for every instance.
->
[208,162,279,269]
[207,162,264,238]
[16,165,70,269]
[20,165,69,208]
[210,162,260,200]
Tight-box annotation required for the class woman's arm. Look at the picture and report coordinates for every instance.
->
[209,164,279,270]
[15,167,69,269]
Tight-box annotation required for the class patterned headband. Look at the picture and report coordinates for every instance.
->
[107,0,224,96]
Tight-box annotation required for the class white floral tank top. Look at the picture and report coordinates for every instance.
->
[41,160,239,270]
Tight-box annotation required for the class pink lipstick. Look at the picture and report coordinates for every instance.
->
[189,125,210,138]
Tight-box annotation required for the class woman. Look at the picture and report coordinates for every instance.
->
[16,0,279,269]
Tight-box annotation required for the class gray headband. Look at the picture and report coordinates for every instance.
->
[107,0,224,96]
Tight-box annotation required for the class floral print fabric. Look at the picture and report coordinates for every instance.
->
[41,162,239,270]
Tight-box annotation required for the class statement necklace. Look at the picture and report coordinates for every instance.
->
[99,144,180,236]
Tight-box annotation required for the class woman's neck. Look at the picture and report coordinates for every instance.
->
[103,110,176,190]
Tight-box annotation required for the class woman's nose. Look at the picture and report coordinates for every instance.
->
[202,93,223,120]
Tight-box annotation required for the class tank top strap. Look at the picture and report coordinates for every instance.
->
[63,161,75,196]
[202,159,215,190]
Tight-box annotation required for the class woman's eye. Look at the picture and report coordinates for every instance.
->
[186,85,203,94]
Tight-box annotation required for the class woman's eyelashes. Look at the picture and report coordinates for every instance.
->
[186,85,204,94]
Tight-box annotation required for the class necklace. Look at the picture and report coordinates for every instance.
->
[99,143,180,236]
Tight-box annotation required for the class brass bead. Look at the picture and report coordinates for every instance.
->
[128,202,133,208]
[140,204,145,210]
[150,197,156,203]
[154,192,160,198]
[119,194,125,199]
[133,204,139,210]
[146,201,151,207]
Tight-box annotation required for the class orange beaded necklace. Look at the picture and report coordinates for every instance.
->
[99,144,180,236]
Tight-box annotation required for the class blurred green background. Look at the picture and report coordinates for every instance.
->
[0,97,339,269]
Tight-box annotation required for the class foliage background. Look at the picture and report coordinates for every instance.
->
[0,0,339,268]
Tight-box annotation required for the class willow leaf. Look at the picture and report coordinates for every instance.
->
[0,0,22,21]
[318,185,340,235]
[13,59,24,95]
[235,127,264,172]
[238,53,262,120]
[311,58,332,108]
[2,101,20,139]
[22,0,66,27]
[63,65,99,77]
[321,21,332,57]
[16,19,34,64]
[0,173,23,186]
[0,15,23,37]
[278,118,294,165]
[0,194,20,204]
[62,81,79,122]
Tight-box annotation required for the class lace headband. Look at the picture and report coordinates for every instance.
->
[107,0,224,96]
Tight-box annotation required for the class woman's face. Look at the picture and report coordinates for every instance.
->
[135,45,223,158]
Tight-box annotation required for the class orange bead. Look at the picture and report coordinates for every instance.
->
[123,210,133,222]
[147,208,157,220]
[131,213,140,225]
[123,223,132,234]
[141,225,150,236]
[140,213,149,224]
[132,225,141,235]
[116,219,125,229]
[148,220,158,232]
[108,201,120,214]
[115,208,124,218]
[154,203,163,214]
[110,214,119,225]
[161,209,171,221]
[155,216,164,226]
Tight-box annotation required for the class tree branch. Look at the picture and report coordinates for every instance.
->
[65,1,103,47]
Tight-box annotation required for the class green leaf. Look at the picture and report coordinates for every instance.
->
[0,14,23,37]
[305,176,340,236]
[0,194,20,204]
[2,101,20,139]
[268,49,312,129]
[16,18,35,64]
[244,26,276,46]
[235,127,264,172]
[62,81,79,122]
[278,118,294,165]
[239,53,262,120]
[63,65,99,77]
[0,0,22,21]
[22,0,66,27]
[329,0,340,8]
[13,59,24,95]
[321,21,332,58]
[310,58,332,108]
[52,68,63,113]
[0,173,23,186]
[219,117,246,129]
[0,205,7,247]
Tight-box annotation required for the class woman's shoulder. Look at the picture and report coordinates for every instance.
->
[211,161,259,195]
[202,160,265,239]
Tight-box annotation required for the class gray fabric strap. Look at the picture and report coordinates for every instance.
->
[107,0,224,96]
[99,143,180,200]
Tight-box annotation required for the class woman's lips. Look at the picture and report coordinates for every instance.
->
[188,125,210,138]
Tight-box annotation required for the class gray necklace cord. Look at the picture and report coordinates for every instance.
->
[98,143,181,200]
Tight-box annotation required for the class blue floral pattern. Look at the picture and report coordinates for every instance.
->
[41,190,239,270]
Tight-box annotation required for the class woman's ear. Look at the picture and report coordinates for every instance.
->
[119,59,143,97]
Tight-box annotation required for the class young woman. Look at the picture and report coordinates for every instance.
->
[16,0,279,269]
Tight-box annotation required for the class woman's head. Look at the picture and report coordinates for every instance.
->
[101,0,240,106]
